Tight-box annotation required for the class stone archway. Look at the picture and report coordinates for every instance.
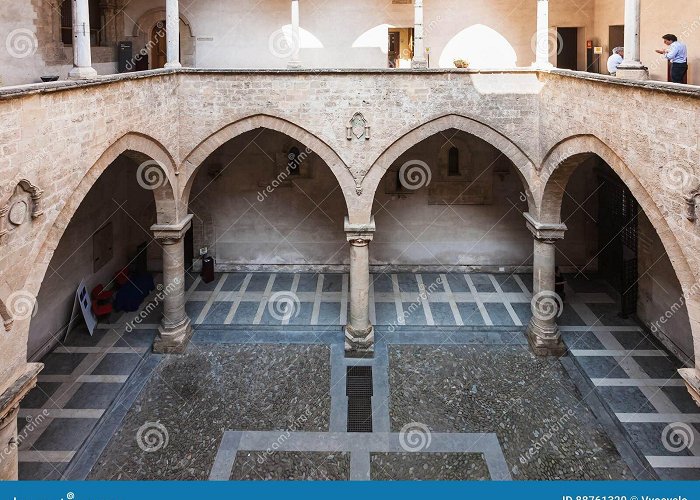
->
[132,8,196,68]
[537,134,700,380]
[24,132,180,306]
[360,113,536,224]
[180,113,356,212]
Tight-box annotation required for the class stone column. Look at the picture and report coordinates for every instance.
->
[534,0,553,69]
[411,0,428,69]
[344,216,375,356]
[0,363,42,480]
[524,213,567,356]
[152,215,192,353]
[68,0,98,79]
[164,0,181,69]
[288,0,302,69]
[616,0,649,80]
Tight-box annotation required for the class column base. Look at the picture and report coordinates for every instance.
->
[615,65,649,80]
[164,62,182,69]
[68,66,98,80]
[153,318,193,354]
[411,59,428,69]
[344,324,374,358]
[526,319,566,357]
[287,61,302,69]
[678,368,700,407]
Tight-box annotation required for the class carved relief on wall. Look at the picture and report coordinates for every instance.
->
[346,113,370,141]
[0,179,43,244]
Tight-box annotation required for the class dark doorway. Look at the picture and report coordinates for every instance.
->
[609,25,624,56]
[557,27,579,70]
[388,31,400,68]
[597,163,638,317]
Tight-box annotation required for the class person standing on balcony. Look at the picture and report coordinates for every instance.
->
[656,34,688,83]
[607,47,624,76]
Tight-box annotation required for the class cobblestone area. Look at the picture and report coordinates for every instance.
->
[388,345,633,480]
[370,452,490,480]
[88,344,330,480]
[231,451,349,480]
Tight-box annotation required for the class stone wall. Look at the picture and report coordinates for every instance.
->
[0,68,698,396]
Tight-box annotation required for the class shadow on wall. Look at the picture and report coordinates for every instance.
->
[439,24,517,69]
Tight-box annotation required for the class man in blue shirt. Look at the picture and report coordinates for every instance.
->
[656,34,688,83]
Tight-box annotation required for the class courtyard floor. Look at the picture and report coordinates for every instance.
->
[16,272,700,480]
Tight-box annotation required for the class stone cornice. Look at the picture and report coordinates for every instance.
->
[1,67,697,101]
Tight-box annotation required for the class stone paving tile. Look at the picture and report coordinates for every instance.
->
[596,387,658,414]
[561,331,606,350]
[195,275,221,292]
[370,452,490,480]
[185,301,206,321]
[632,355,683,380]
[64,383,124,410]
[371,273,393,293]
[230,451,349,480]
[621,422,693,457]
[20,382,62,409]
[246,273,271,291]
[40,353,88,375]
[661,386,700,413]
[586,303,637,326]
[388,345,633,480]
[483,303,515,325]
[456,303,486,326]
[89,344,331,480]
[296,274,320,292]
[113,329,157,349]
[471,274,496,293]
[271,274,294,291]
[92,353,142,375]
[32,418,99,451]
[611,330,660,350]
[322,274,343,292]
[575,356,630,379]
[220,273,247,292]
[18,462,67,481]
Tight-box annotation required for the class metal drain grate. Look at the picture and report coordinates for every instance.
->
[347,366,373,432]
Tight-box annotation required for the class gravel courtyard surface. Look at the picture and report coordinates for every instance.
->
[388,345,634,480]
[89,344,330,480]
[231,451,350,480]
[370,452,490,480]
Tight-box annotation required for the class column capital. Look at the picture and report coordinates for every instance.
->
[151,214,193,243]
[344,216,375,243]
[524,212,566,242]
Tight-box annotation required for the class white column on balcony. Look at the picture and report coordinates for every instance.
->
[616,0,648,79]
[68,0,98,79]
[412,0,428,69]
[288,0,302,69]
[164,0,181,68]
[534,0,553,68]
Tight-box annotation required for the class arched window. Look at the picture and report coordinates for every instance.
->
[60,0,104,46]
[448,147,460,176]
[288,147,301,176]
